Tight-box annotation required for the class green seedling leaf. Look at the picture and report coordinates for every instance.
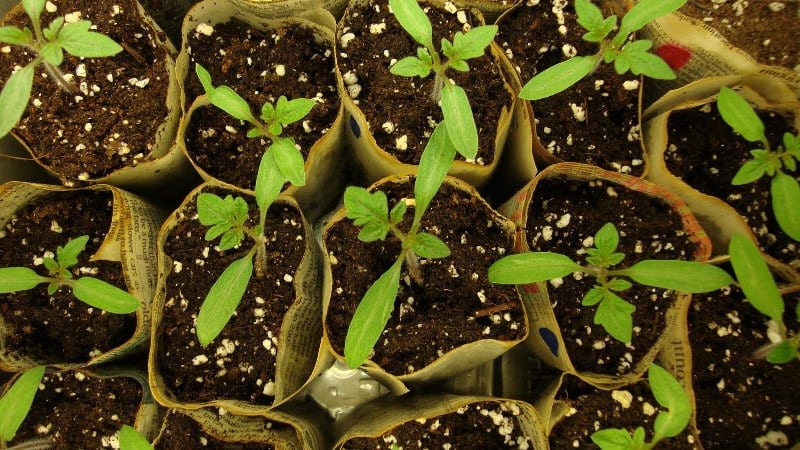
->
[389,200,407,225]
[732,159,768,185]
[607,278,633,292]
[594,222,620,255]
[388,0,433,48]
[40,42,64,66]
[728,234,784,321]
[450,25,497,61]
[488,252,581,284]
[42,257,59,274]
[274,96,315,125]
[414,122,456,221]
[616,0,687,45]
[270,137,305,186]
[575,0,605,32]
[441,37,455,60]
[622,259,733,292]
[0,267,45,293]
[56,235,89,270]
[615,43,676,79]
[58,21,122,58]
[412,232,450,259]
[717,86,767,144]
[390,56,433,78]
[766,341,798,364]
[344,187,391,242]
[649,363,691,439]
[197,193,247,229]
[255,149,283,215]
[450,59,469,72]
[440,83,478,159]
[197,255,253,346]
[595,291,635,343]
[119,425,154,450]
[519,55,597,101]
[784,132,800,153]
[43,16,64,42]
[0,365,45,442]
[73,277,139,314]
[0,63,35,138]
[344,259,403,368]
[22,0,46,23]
[208,85,256,123]
[771,172,800,241]
[0,26,33,46]
[195,63,215,95]
[590,427,634,450]
[582,287,605,306]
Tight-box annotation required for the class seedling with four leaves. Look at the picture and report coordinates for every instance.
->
[519,0,685,101]
[192,63,314,346]
[488,222,732,343]
[0,235,140,314]
[590,363,692,450]
[716,86,800,242]
[0,0,123,137]
[0,365,44,449]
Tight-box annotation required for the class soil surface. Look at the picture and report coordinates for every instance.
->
[497,0,645,176]
[525,175,699,376]
[155,411,278,449]
[184,19,339,190]
[689,282,800,449]
[0,0,172,182]
[0,190,136,364]
[338,0,511,166]
[156,187,306,404]
[341,401,535,449]
[325,178,524,376]
[11,369,143,450]
[663,104,799,269]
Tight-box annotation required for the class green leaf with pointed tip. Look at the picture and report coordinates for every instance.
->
[389,201,407,225]
[344,187,391,242]
[613,40,675,79]
[270,137,305,187]
[450,59,469,72]
[488,252,581,284]
[440,83,478,159]
[622,260,733,293]
[441,37,455,60]
[47,282,58,295]
[519,55,597,101]
[40,42,64,66]
[0,267,45,293]
[575,0,605,33]
[0,365,45,442]
[345,258,403,368]
[268,122,282,137]
[274,96,315,125]
[388,0,433,48]
[650,363,691,439]
[0,26,33,46]
[208,85,256,123]
[246,128,263,138]
[43,16,64,42]
[254,149,284,215]
[390,56,433,78]
[56,235,89,270]
[450,25,497,61]
[58,21,122,58]
[616,0,687,46]
[607,278,633,292]
[22,0,46,23]
[195,63,214,95]
[594,222,619,255]
[197,255,253,346]
[261,101,275,122]
[771,172,800,241]
[414,121,456,222]
[632,426,646,445]
[717,86,767,144]
[204,222,229,243]
[728,234,784,321]
[412,232,450,259]
[73,277,139,314]
[594,291,635,343]
[784,132,800,152]
[584,15,617,42]
[218,229,245,251]
[732,159,767,185]
[767,341,797,364]
[119,425,154,450]
[590,428,633,450]
[0,63,35,138]
[42,257,58,274]
[197,193,247,230]
[582,286,605,306]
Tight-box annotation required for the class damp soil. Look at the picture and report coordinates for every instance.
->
[525,176,699,376]
[156,187,306,404]
[155,411,278,450]
[0,0,172,182]
[337,0,511,166]
[688,283,800,449]
[183,19,339,190]
[325,178,525,376]
[681,0,799,72]
[340,401,535,449]
[549,374,699,449]
[0,190,136,365]
[497,0,645,176]
[10,369,143,450]
[663,104,799,269]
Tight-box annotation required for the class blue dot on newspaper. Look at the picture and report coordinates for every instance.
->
[349,115,361,138]
[539,328,558,357]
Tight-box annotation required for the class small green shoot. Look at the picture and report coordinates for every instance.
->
[388,0,497,159]
[0,0,123,138]
[0,235,139,314]
[193,63,314,346]
[488,222,732,343]
[519,0,686,101]
[590,363,691,449]
[118,425,153,450]
[717,86,800,242]
[728,234,799,363]
[0,365,44,446]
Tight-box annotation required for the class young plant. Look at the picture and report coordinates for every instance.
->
[388,0,497,159]
[519,0,685,101]
[0,235,139,314]
[590,363,691,450]
[0,0,123,137]
[488,222,732,343]
[192,63,314,346]
[0,365,45,448]
[118,425,153,450]
[717,86,800,242]
[728,233,800,363]
[343,122,456,368]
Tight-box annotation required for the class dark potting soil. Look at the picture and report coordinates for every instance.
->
[496,0,645,176]
[325,179,525,376]
[549,375,699,449]
[184,19,340,190]
[11,369,143,450]
[338,0,511,166]
[525,176,699,376]
[688,283,800,449]
[341,401,535,449]
[0,190,136,364]
[0,0,172,182]
[663,104,799,269]
[157,187,307,404]
[681,0,799,72]
[154,411,277,450]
